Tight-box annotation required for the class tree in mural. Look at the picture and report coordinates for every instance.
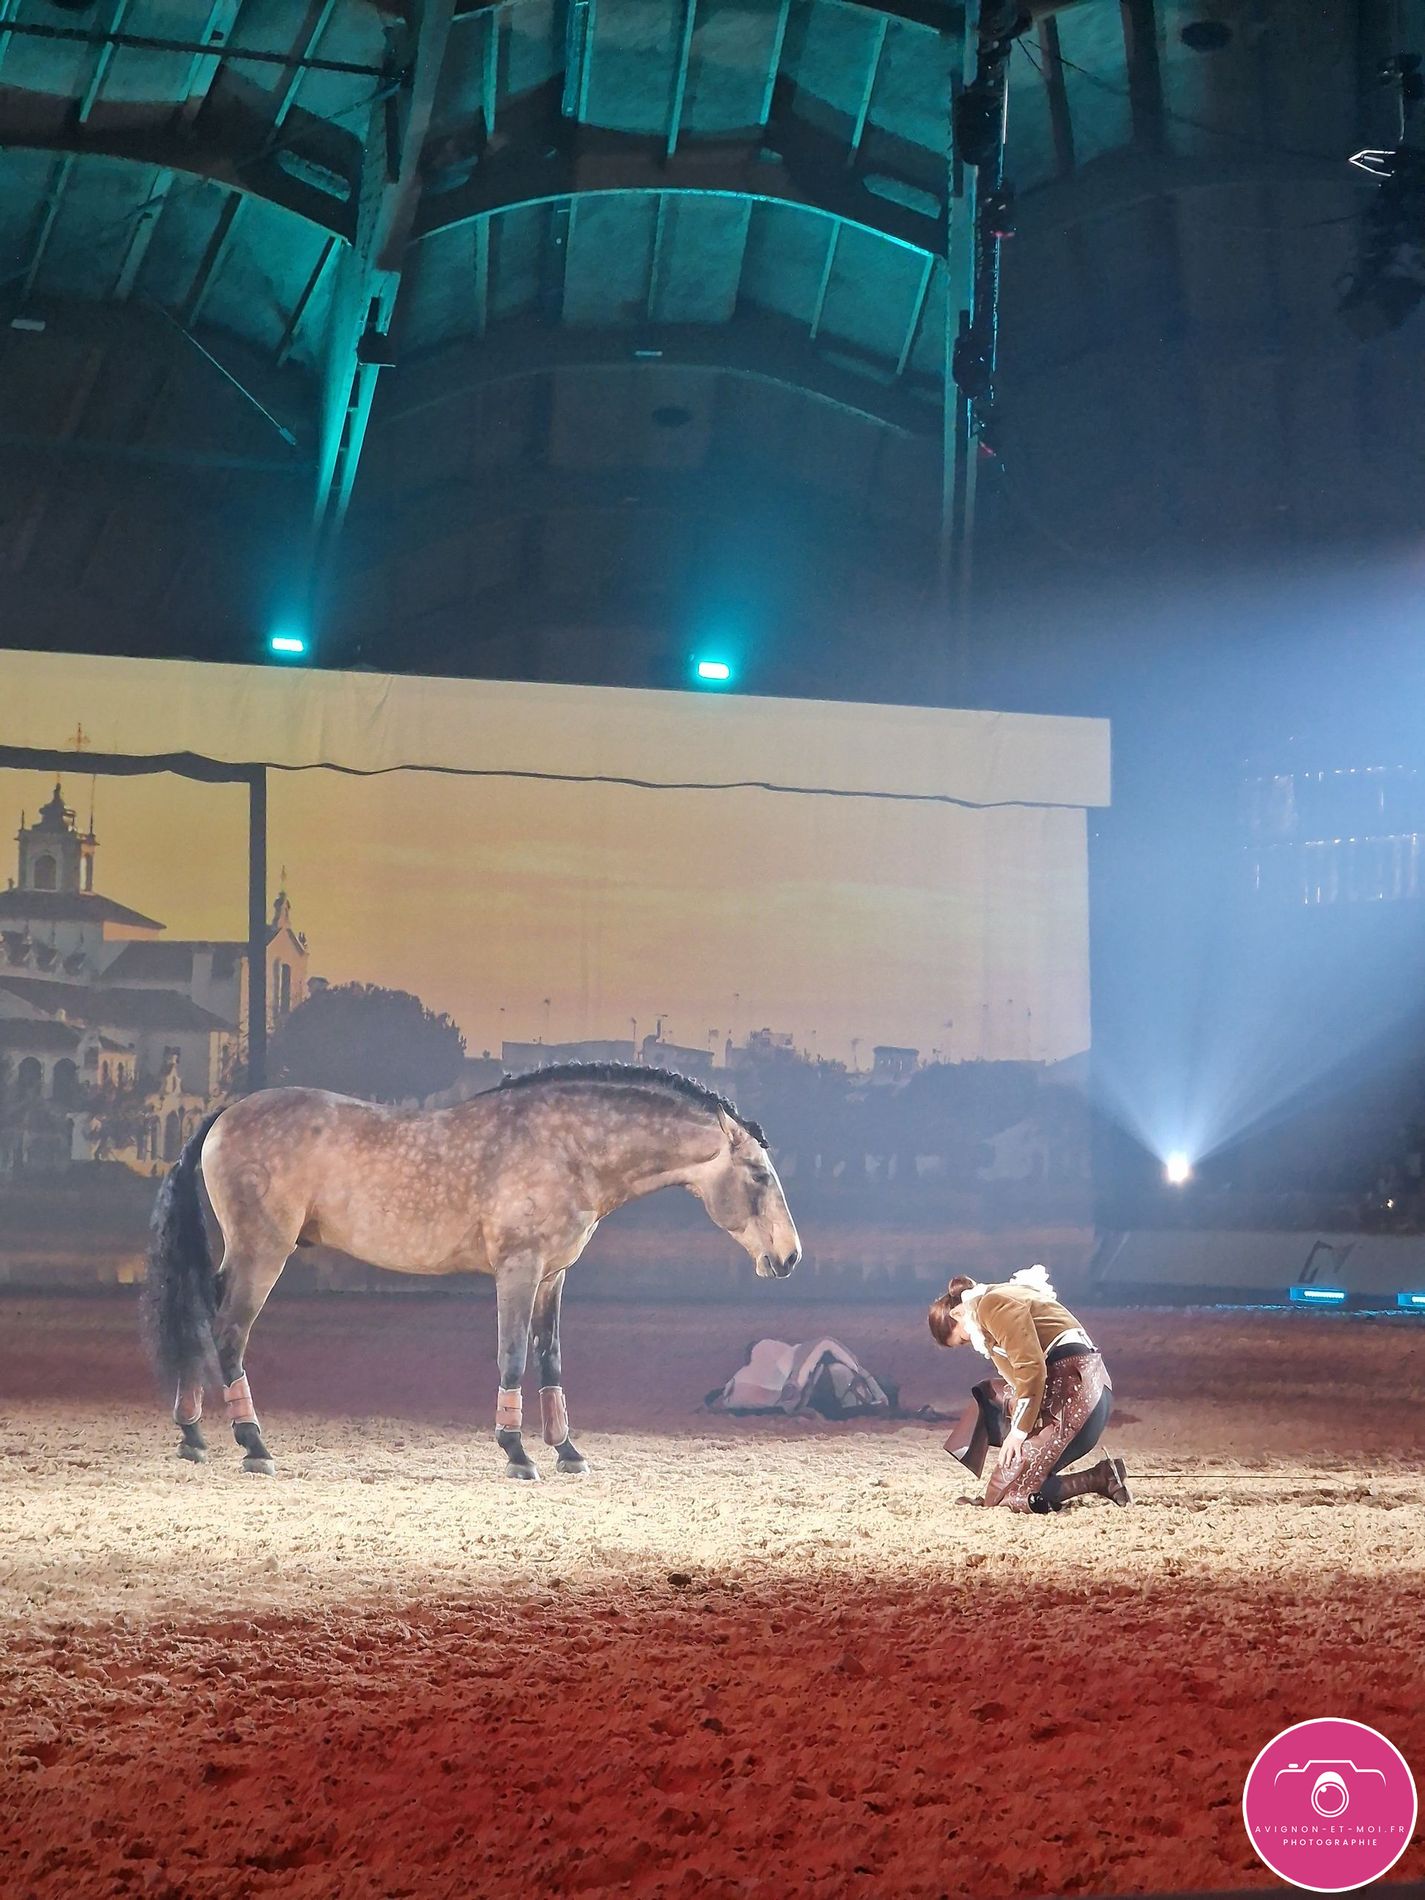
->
[267,983,467,1104]
[84,1081,150,1163]
[739,1053,853,1180]
[896,1059,1039,1183]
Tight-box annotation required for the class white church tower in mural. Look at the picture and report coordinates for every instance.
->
[1,779,310,1174]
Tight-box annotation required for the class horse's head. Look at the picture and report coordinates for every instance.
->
[690,1108,801,1279]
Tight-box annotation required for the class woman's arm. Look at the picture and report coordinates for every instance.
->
[976,1291,1048,1434]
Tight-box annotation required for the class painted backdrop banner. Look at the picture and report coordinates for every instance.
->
[0,650,1109,1293]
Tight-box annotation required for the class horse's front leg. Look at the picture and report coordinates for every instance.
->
[533,1271,588,1475]
[493,1259,542,1480]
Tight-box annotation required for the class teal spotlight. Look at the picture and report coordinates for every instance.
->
[269,631,308,659]
[694,657,732,686]
[1288,1285,1346,1305]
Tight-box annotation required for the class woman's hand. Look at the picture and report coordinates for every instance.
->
[997,1426,1027,1472]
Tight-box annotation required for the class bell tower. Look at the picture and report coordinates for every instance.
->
[16,783,87,895]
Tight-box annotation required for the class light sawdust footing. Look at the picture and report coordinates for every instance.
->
[1,1295,1422,1898]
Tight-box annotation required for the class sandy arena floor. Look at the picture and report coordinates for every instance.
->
[1,1290,1423,1899]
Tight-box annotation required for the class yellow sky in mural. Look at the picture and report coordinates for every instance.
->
[2,756,1088,1068]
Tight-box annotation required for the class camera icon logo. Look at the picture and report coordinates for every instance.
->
[1244,1719,1417,1893]
[1271,1759,1388,1819]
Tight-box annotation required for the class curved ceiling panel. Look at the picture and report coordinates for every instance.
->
[2,0,1371,674]
[0,0,962,548]
[402,190,943,393]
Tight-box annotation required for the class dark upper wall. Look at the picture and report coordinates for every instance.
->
[987,0,1422,613]
[0,0,1417,716]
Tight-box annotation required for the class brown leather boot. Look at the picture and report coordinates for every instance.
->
[1045,1456,1133,1507]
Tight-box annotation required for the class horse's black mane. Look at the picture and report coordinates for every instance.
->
[496,1061,768,1147]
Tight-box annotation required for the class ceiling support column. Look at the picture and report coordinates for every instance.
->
[309,0,455,610]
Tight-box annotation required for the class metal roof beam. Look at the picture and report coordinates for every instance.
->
[757,0,793,127]
[79,0,133,125]
[312,0,455,544]
[111,166,175,299]
[472,218,491,336]
[182,191,244,325]
[0,0,23,84]
[481,8,500,137]
[894,253,934,376]
[0,18,384,76]
[808,223,841,339]
[847,15,889,160]
[665,0,698,159]
[449,0,961,30]
[414,130,943,256]
[176,0,246,128]
[272,0,342,133]
[20,155,77,304]
[0,100,357,240]
[837,0,961,25]
[1036,16,1075,177]
[539,198,573,321]
[148,299,300,445]
[562,0,595,118]
[1118,0,1164,153]
[275,235,337,366]
[0,31,950,284]
[646,192,668,318]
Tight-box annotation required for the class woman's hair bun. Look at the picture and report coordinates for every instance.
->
[947,1273,976,1297]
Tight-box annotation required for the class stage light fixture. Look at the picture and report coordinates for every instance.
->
[269,633,308,659]
[694,658,732,686]
[1289,1285,1347,1305]
[1397,1290,1425,1310]
[1164,1151,1192,1186]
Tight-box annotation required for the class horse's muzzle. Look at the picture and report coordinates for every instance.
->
[757,1249,801,1279]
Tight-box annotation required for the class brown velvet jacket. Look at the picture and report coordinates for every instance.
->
[973,1284,1086,1434]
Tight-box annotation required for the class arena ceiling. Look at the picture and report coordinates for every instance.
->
[0,0,1396,693]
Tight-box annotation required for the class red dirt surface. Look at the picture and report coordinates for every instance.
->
[2,1293,1423,1899]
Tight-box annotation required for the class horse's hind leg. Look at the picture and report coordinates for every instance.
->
[212,1248,288,1476]
[175,1385,208,1464]
[533,1272,588,1475]
[493,1259,542,1480]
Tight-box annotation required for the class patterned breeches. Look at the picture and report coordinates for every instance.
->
[983,1351,1111,1513]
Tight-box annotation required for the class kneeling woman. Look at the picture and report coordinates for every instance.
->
[928,1265,1130,1513]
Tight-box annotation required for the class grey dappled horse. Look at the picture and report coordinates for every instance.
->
[142,1064,801,1479]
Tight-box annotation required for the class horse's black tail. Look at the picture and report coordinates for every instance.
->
[140,1109,226,1393]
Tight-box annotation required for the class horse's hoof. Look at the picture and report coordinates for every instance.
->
[555,1456,590,1476]
[241,1456,276,1476]
[177,1443,207,1465]
[504,1462,541,1481]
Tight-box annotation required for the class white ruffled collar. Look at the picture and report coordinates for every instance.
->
[959,1264,1057,1363]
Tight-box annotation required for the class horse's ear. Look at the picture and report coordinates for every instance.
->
[717,1107,749,1149]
